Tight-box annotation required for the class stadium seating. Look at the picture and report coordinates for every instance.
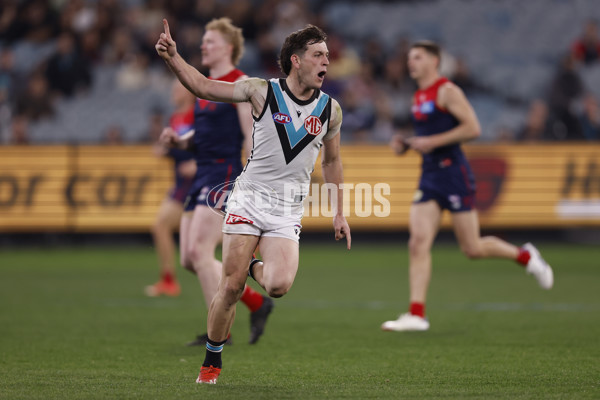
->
[322,0,599,139]
[14,0,600,143]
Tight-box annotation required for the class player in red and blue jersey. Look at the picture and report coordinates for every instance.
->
[161,18,273,346]
[145,79,196,298]
[382,41,554,332]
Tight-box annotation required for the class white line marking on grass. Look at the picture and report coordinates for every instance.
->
[280,300,600,312]
[446,303,600,312]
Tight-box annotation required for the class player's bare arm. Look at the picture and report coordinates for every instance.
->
[407,83,481,154]
[234,75,255,161]
[321,99,351,250]
[437,82,481,142]
[156,19,264,105]
[239,78,269,119]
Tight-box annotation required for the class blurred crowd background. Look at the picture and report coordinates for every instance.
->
[1,0,600,146]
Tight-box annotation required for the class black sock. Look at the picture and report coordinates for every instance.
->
[203,337,227,368]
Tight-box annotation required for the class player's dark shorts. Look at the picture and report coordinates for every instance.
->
[414,158,476,212]
[168,179,194,204]
[184,159,242,212]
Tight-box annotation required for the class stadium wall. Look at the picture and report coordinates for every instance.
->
[0,144,599,232]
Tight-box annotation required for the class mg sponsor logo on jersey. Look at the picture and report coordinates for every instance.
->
[273,112,292,124]
[304,115,322,136]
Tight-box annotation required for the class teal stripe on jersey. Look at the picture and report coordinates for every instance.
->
[272,82,329,148]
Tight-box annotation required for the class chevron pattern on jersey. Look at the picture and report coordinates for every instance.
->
[269,82,331,164]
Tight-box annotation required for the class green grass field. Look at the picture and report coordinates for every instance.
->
[1,241,599,399]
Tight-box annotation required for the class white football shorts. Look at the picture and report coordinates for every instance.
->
[222,188,302,243]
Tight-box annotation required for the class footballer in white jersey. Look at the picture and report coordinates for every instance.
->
[223,78,338,240]
[157,20,350,385]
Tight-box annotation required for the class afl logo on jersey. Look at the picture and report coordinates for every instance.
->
[304,115,322,136]
[419,100,435,114]
[273,112,292,124]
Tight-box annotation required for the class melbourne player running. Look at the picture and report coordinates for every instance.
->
[145,79,196,298]
[382,41,554,333]
[157,20,351,384]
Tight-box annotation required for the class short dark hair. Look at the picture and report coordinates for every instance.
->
[278,25,328,76]
[411,40,441,60]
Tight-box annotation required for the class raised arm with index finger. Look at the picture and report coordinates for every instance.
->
[156,19,263,108]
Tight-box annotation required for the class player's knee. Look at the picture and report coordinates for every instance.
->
[408,234,430,256]
[150,220,165,236]
[181,258,195,273]
[265,279,292,298]
[186,245,210,266]
[222,278,245,301]
[179,247,195,272]
[181,245,208,274]
[266,285,289,298]
[461,245,483,259]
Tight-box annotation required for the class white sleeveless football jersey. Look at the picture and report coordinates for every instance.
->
[232,78,337,219]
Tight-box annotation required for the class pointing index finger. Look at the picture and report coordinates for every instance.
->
[163,19,171,38]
